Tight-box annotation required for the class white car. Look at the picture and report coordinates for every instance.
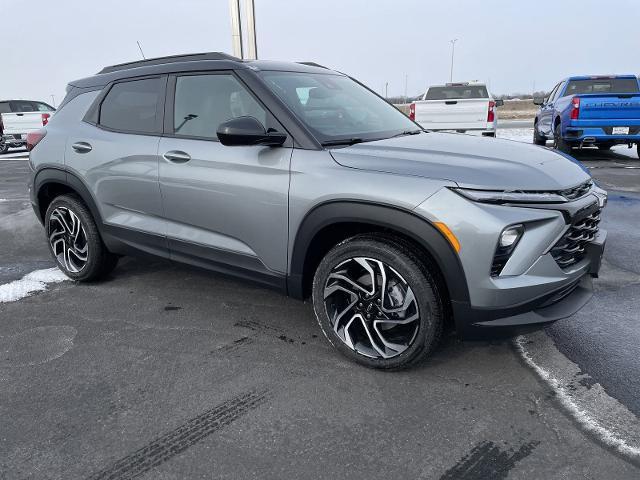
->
[0,99,55,153]
[409,82,502,136]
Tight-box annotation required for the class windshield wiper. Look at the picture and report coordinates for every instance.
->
[390,129,423,138]
[321,138,364,147]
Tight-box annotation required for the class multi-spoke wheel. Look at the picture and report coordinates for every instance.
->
[45,195,118,281]
[313,234,444,369]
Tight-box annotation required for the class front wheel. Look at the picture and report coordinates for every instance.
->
[45,194,118,281]
[0,139,8,154]
[533,124,547,146]
[553,124,572,154]
[312,234,444,369]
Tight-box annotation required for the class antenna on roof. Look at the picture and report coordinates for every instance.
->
[136,41,146,60]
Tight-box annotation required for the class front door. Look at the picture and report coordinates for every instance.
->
[158,72,292,287]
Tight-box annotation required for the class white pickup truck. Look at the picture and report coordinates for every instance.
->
[409,82,502,137]
[0,99,55,153]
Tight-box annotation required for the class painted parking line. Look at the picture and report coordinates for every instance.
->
[0,268,69,303]
[515,332,640,462]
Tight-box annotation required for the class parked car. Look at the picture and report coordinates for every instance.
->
[534,75,640,156]
[28,53,607,369]
[409,82,503,136]
[0,99,55,153]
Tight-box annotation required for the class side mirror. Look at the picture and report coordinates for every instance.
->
[494,99,504,107]
[217,116,287,147]
[533,96,545,106]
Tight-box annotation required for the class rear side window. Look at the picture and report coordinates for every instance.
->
[565,78,639,96]
[425,85,488,100]
[99,77,164,133]
[172,74,267,139]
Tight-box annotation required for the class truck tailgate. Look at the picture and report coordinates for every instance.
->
[1,112,45,135]
[579,93,640,120]
[415,99,488,129]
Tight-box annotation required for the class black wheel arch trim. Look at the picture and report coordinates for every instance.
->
[287,200,470,306]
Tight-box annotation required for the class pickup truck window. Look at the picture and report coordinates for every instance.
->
[259,71,417,143]
[0,102,9,113]
[425,86,488,100]
[565,78,639,95]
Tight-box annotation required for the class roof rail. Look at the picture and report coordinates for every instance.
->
[98,52,241,74]
[297,62,328,69]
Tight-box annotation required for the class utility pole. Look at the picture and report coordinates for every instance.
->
[244,0,258,60]
[50,95,56,108]
[449,38,458,82]
[229,0,244,58]
[404,74,408,104]
[385,82,389,99]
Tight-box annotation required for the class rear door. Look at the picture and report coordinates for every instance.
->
[415,85,489,130]
[65,76,168,256]
[158,71,292,284]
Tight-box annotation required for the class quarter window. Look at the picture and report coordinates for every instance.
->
[99,77,163,133]
[173,74,267,140]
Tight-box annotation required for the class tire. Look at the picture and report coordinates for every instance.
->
[45,194,118,281]
[533,123,547,146]
[553,123,571,154]
[0,139,8,154]
[312,234,444,369]
[637,144,640,159]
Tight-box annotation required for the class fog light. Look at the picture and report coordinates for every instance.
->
[499,225,524,248]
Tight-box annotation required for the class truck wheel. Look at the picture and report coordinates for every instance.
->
[0,140,8,154]
[45,194,119,281]
[637,144,640,159]
[533,124,547,145]
[312,234,444,369]
[553,124,572,154]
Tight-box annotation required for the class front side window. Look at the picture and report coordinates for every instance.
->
[173,74,267,139]
[259,71,418,144]
[35,102,54,112]
[99,77,163,133]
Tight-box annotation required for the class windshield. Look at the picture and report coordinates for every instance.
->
[565,78,639,95]
[425,85,488,100]
[259,71,419,145]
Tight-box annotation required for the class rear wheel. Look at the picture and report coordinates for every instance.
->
[312,234,444,369]
[553,124,572,154]
[45,195,118,281]
[0,138,8,154]
[533,123,547,146]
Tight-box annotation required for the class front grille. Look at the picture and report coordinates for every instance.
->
[550,210,601,269]
[559,180,593,201]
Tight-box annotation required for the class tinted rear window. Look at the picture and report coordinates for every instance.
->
[0,102,10,114]
[99,77,163,133]
[565,78,639,95]
[425,85,488,100]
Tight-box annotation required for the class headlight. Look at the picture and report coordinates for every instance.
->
[451,187,567,204]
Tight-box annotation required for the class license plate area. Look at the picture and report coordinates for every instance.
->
[612,127,630,135]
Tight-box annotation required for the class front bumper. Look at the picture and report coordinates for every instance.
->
[414,187,607,338]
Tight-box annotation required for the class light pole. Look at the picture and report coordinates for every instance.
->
[449,38,458,82]
[385,82,389,99]
[404,74,408,104]
[229,0,244,58]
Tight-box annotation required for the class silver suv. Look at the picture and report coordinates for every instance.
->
[28,53,607,369]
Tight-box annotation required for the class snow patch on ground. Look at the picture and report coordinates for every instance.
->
[516,333,640,461]
[0,268,69,303]
[497,127,534,143]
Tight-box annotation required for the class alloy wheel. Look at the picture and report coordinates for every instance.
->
[48,207,89,273]
[323,257,420,359]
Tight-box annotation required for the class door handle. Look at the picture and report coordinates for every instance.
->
[163,150,191,163]
[72,142,92,153]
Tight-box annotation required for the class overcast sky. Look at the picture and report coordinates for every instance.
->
[2,0,639,105]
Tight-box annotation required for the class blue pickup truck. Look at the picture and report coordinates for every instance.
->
[533,75,640,157]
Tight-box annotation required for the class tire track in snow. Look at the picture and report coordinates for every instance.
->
[516,332,640,464]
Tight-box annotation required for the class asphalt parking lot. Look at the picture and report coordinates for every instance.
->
[1,137,640,479]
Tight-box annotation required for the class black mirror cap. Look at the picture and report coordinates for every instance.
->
[217,116,287,147]
[494,99,505,107]
[533,97,545,106]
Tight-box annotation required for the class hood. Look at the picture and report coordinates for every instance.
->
[329,132,590,191]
